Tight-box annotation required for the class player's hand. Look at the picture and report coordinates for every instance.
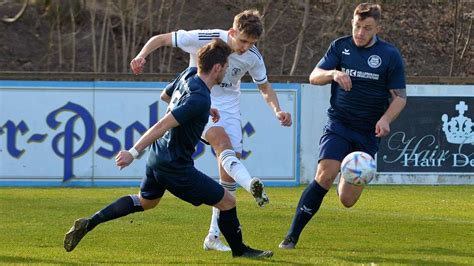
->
[210,108,220,123]
[130,56,146,75]
[333,70,352,91]
[115,150,134,170]
[276,111,292,127]
[375,117,390,137]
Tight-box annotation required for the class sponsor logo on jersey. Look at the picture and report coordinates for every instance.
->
[232,68,242,76]
[342,67,380,80]
[342,48,350,55]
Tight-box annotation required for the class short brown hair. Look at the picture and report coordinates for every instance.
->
[197,39,232,73]
[354,3,381,22]
[233,9,263,38]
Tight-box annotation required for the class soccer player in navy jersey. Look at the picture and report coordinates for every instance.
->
[63,39,273,258]
[279,3,407,249]
[130,9,292,252]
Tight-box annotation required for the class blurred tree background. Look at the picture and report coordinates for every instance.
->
[0,0,472,76]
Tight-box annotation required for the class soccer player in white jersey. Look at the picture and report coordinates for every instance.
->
[130,9,292,252]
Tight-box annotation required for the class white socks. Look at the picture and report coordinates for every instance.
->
[219,149,253,192]
[207,149,253,238]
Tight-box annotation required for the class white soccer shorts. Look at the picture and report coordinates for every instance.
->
[202,110,243,153]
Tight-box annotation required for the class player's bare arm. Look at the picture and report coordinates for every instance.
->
[115,112,179,169]
[310,67,352,91]
[375,88,407,137]
[130,33,173,75]
[257,82,292,127]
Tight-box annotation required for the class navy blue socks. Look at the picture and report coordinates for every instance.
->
[218,207,246,256]
[286,180,328,243]
[87,195,144,232]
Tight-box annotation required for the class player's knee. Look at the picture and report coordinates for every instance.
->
[214,141,233,155]
[139,196,160,210]
[315,173,336,189]
[224,194,236,209]
[217,192,236,211]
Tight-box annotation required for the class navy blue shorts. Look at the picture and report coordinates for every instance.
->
[140,165,224,207]
[319,121,379,162]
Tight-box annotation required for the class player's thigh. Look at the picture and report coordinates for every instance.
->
[139,165,166,209]
[222,113,243,153]
[319,124,352,162]
[203,126,233,154]
[167,169,225,207]
[352,131,379,159]
[203,111,242,154]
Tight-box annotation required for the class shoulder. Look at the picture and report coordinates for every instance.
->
[174,67,197,85]
[184,67,198,78]
[324,35,352,56]
[377,39,402,57]
[332,35,352,47]
[186,75,209,97]
[248,46,263,61]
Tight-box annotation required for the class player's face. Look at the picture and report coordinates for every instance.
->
[230,29,258,54]
[352,15,380,47]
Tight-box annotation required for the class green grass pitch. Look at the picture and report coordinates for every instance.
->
[0,185,473,264]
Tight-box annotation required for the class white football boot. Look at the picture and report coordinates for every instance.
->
[203,235,231,252]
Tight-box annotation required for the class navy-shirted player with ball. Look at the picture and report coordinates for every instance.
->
[63,39,273,258]
[279,3,407,249]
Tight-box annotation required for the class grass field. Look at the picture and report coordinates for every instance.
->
[0,185,473,265]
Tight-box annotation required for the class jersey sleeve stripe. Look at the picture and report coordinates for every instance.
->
[174,31,178,47]
[254,76,267,82]
[198,33,220,37]
[248,48,262,60]
[249,46,262,56]
[198,32,221,41]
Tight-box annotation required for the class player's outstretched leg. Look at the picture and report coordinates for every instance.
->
[220,149,270,207]
[64,194,145,252]
[64,218,90,252]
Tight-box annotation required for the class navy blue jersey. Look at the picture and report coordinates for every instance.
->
[148,67,210,173]
[317,35,406,133]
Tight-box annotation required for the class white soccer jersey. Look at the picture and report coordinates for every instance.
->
[172,29,268,113]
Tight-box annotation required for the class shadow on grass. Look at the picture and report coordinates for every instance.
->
[334,254,468,265]
[0,255,80,265]
[414,247,474,258]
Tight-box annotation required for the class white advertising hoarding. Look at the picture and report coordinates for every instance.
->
[0,81,299,186]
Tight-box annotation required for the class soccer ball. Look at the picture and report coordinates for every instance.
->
[340,151,376,186]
